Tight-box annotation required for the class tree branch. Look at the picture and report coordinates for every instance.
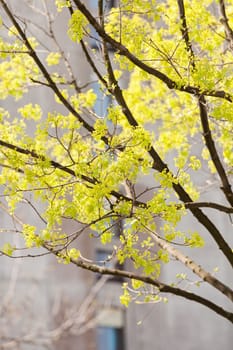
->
[198,95,233,206]
[147,228,233,302]
[183,201,233,214]
[219,0,233,49]
[0,139,143,209]
[66,2,233,267]
[1,154,232,216]
[177,0,195,70]
[76,3,233,264]
[1,0,233,266]
[1,201,232,324]
[45,244,233,324]
[0,0,95,135]
[72,0,232,102]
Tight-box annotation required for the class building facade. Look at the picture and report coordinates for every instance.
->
[0,1,232,349]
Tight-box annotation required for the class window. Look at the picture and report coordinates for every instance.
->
[96,304,125,350]
[97,326,124,350]
[95,243,125,349]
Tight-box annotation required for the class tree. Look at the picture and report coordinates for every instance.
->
[0,0,232,330]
